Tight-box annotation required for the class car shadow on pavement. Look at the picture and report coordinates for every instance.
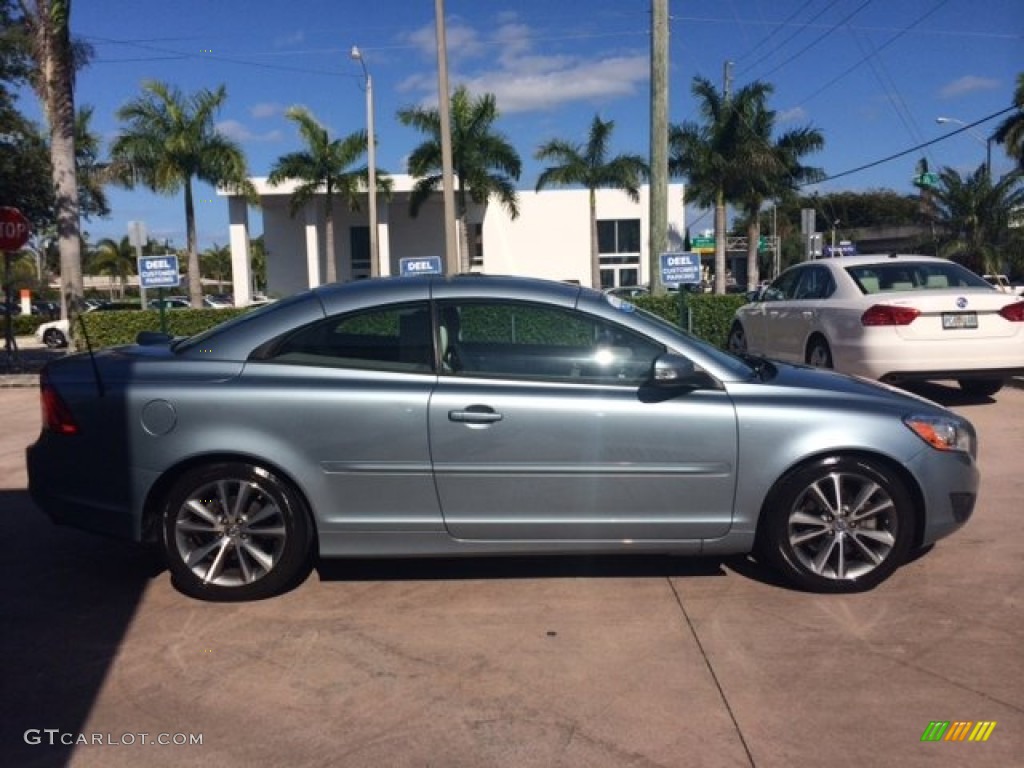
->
[898,381,998,407]
[316,553,735,583]
[0,489,164,767]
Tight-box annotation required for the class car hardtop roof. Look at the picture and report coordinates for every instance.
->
[311,273,587,306]
[805,254,950,267]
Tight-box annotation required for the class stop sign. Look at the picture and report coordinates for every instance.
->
[0,207,31,251]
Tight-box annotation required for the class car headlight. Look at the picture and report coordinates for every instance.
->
[903,414,975,454]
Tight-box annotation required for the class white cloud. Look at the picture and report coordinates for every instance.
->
[939,75,999,99]
[249,102,284,119]
[216,120,283,143]
[399,18,648,114]
[273,30,305,49]
[777,107,808,123]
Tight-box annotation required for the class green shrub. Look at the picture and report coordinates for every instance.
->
[80,308,249,348]
[633,293,747,348]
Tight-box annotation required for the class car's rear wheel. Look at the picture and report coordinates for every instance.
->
[806,336,833,369]
[43,328,67,348]
[957,378,1003,397]
[727,322,747,354]
[161,462,313,601]
[758,456,914,593]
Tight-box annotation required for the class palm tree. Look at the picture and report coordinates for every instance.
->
[89,236,136,300]
[268,106,390,284]
[74,105,112,220]
[534,115,649,289]
[927,164,1024,274]
[398,85,521,273]
[111,81,252,307]
[671,77,776,294]
[731,93,824,289]
[993,72,1023,171]
[19,0,87,330]
[201,242,232,292]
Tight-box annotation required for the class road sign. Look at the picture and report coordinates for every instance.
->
[399,256,442,276]
[823,241,858,257]
[690,236,715,253]
[0,207,30,251]
[138,255,181,288]
[660,252,702,285]
[913,172,939,189]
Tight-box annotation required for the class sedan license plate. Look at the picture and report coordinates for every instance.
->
[942,312,978,330]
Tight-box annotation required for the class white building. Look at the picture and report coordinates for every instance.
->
[219,175,686,303]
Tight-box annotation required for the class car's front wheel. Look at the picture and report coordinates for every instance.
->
[727,322,747,354]
[957,378,1003,397]
[161,462,313,601]
[758,456,915,593]
[42,328,67,348]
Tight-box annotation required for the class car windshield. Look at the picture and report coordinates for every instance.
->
[846,261,992,294]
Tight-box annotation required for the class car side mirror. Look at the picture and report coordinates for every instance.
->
[651,353,715,389]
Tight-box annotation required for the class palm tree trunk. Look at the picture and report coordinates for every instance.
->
[325,193,337,284]
[746,212,760,290]
[184,179,202,306]
[714,188,727,294]
[589,189,601,289]
[456,182,471,274]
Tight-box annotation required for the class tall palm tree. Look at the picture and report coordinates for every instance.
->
[670,76,775,294]
[201,242,232,292]
[268,106,390,284]
[928,163,1024,275]
[19,0,87,330]
[89,236,136,300]
[731,92,824,289]
[993,72,1024,171]
[398,85,521,273]
[534,115,649,289]
[74,104,111,219]
[111,80,252,307]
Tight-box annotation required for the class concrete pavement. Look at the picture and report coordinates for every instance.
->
[1,384,1022,767]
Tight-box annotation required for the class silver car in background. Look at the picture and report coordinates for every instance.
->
[28,275,979,600]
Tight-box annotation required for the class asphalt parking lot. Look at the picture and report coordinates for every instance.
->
[1,381,1022,768]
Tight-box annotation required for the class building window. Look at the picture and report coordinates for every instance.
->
[472,223,484,268]
[597,219,641,289]
[350,226,370,280]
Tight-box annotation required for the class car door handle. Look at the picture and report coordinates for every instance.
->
[801,310,814,318]
[448,406,503,424]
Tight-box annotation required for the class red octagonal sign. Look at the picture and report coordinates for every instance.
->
[0,206,31,252]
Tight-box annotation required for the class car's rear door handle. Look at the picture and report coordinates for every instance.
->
[448,406,503,424]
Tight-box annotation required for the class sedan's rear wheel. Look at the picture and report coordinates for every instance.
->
[957,378,1003,397]
[758,456,914,592]
[806,337,833,369]
[43,328,67,348]
[161,463,312,601]
[727,322,747,354]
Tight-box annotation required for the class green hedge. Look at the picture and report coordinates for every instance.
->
[80,308,249,348]
[632,293,747,349]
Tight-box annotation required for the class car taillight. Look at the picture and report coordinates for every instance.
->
[40,373,79,435]
[861,304,920,326]
[998,302,1024,322]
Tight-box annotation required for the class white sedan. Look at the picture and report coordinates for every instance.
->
[728,254,1024,396]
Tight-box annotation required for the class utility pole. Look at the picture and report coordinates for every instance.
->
[714,61,733,295]
[434,0,459,276]
[648,0,669,296]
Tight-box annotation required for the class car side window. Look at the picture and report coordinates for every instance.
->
[266,301,435,373]
[794,266,835,300]
[438,300,664,385]
[765,268,803,301]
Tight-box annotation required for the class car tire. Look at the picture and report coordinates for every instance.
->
[806,336,833,369]
[757,456,915,593]
[161,462,313,601]
[957,379,1003,397]
[727,322,747,354]
[43,328,67,348]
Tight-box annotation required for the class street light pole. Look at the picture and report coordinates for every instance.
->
[351,46,379,277]
[936,116,992,178]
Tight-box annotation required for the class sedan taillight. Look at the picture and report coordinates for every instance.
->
[861,304,920,326]
[998,302,1024,322]
[40,372,79,435]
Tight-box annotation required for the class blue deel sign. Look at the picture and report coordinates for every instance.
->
[660,252,701,285]
[399,256,443,276]
[138,255,181,288]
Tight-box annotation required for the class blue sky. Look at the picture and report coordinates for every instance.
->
[15,0,1024,249]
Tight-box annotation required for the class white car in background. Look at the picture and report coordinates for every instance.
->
[727,254,1024,397]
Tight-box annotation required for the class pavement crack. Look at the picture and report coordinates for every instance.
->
[667,578,757,768]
